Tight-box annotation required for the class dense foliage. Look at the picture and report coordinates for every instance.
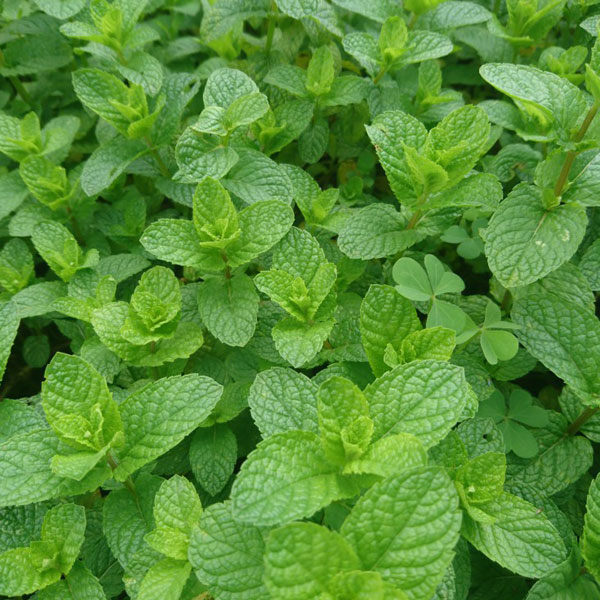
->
[2,0,600,598]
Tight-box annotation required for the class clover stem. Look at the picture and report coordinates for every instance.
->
[554,103,598,198]
[567,406,600,435]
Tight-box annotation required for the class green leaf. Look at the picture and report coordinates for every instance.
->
[0,238,33,295]
[190,425,237,496]
[400,327,456,363]
[231,431,358,526]
[341,467,461,600]
[583,473,600,584]
[264,522,359,599]
[204,68,259,109]
[145,475,202,559]
[198,274,259,347]
[0,301,19,385]
[192,177,240,248]
[222,148,294,204]
[455,452,506,505]
[272,317,335,368]
[189,501,268,600]
[36,562,108,600]
[507,412,593,496]
[484,184,587,287]
[113,374,223,480]
[102,473,162,570]
[511,295,600,401]
[344,433,428,478]
[32,221,98,282]
[338,204,420,259]
[318,376,372,464]
[360,284,421,376]
[392,257,433,301]
[248,367,319,437]
[0,429,110,508]
[365,360,472,448]
[42,353,122,451]
[226,200,295,267]
[137,558,191,600]
[365,111,427,204]
[462,492,567,578]
[479,63,587,142]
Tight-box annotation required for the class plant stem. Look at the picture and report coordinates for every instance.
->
[406,209,422,230]
[144,136,169,178]
[567,406,599,435]
[373,67,386,85]
[554,103,598,198]
[500,289,512,313]
[9,76,32,106]
[265,1,277,54]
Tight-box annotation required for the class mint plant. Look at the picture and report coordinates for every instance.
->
[2,1,600,599]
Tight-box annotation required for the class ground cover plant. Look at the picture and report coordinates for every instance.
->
[3,0,600,598]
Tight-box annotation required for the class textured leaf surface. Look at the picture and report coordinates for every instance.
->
[341,467,461,600]
[360,284,421,376]
[365,360,471,448]
[248,367,319,438]
[512,295,600,400]
[198,274,259,347]
[264,522,359,599]
[114,375,223,480]
[231,431,357,526]
[462,492,567,578]
[484,184,587,287]
[189,501,267,600]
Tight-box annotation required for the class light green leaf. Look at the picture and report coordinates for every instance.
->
[137,558,191,600]
[226,200,295,267]
[360,284,421,377]
[42,353,122,451]
[479,63,588,141]
[365,360,471,448]
[248,367,319,437]
[190,425,237,496]
[341,467,461,600]
[113,375,223,480]
[0,429,110,508]
[189,501,268,600]
[203,68,258,109]
[400,327,456,363]
[198,274,259,347]
[462,492,567,578]
[511,295,600,401]
[318,376,372,464]
[223,148,293,204]
[338,204,421,259]
[36,562,107,600]
[231,431,358,526]
[272,317,335,368]
[0,301,19,385]
[32,221,98,282]
[264,522,359,600]
[583,473,600,584]
[344,433,428,478]
[484,184,587,287]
